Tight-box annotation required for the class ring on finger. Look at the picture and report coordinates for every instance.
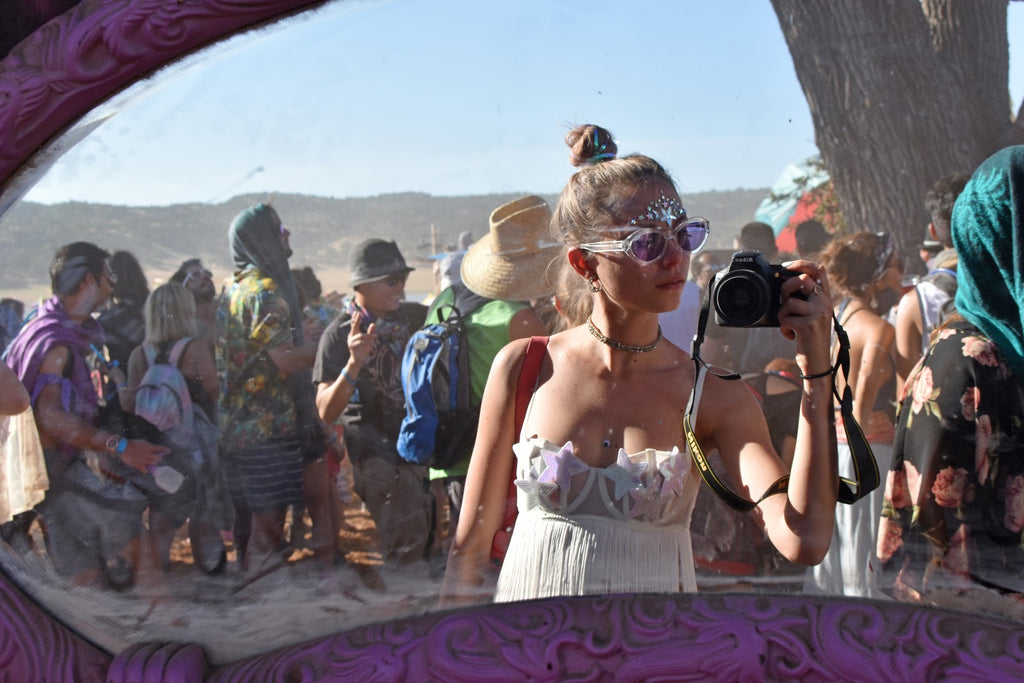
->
[813,284,824,296]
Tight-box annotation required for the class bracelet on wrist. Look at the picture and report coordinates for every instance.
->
[340,367,358,386]
[800,366,833,380]
[104,434,128,455]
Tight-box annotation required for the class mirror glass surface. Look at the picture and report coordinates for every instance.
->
[0,0,1022,666]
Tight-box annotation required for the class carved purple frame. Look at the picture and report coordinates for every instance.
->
[0,1,1022,679]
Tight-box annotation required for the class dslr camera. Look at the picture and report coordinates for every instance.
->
[709,250,803,327]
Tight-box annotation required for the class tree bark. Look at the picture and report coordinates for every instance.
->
[770,0,1022,268]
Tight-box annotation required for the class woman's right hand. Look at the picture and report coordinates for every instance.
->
[347,311,377,366]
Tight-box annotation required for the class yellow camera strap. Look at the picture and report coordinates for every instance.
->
[684,292,879,513]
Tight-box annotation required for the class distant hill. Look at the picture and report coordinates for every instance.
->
[0,188,767,290]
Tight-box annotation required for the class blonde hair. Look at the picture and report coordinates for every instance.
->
[551,258,593,331]
[551,124,677,248]
[144,282,198,344]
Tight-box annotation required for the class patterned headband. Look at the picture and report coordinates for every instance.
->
[54,255,93,294]
[870,232,895,281]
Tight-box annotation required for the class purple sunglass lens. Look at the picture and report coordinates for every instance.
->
[629,232,667,262]
[679,224,708,251]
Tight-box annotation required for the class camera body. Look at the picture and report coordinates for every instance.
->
[710,250,802,327]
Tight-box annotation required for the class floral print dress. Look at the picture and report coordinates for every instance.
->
[878,318,1024,614]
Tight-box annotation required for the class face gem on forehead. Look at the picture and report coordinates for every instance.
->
[629,194,686,225]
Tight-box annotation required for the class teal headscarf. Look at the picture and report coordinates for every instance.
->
[228,203,303,345]
[952,145,1024,379]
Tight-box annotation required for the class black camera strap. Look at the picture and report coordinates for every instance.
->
[683,290,879,513]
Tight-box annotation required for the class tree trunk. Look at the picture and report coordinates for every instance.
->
[770,0,1023,270]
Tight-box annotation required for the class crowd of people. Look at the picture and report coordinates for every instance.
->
[0,126,1021,621]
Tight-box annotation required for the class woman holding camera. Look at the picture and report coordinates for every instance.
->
[804,231,902,598]
[440,124,839,605]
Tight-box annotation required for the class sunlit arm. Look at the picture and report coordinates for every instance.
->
[709,264,839,565]
[893,289,923,390]
[439,339,526,608]
[769,369,838,564]
[315,358,360,425]
[34,346,166,473]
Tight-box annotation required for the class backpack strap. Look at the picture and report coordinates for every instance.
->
[167,337,193,368]
[142,342,158,369]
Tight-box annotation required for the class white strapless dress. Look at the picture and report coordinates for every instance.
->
[493,437,701,602]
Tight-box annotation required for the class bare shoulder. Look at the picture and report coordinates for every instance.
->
[865,311,896,347]
[39,344,70,374]
[491,335,536,381]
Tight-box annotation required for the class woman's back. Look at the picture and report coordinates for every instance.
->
[835,299,896,423]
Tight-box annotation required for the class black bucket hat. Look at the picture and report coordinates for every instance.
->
[349,239,414,288]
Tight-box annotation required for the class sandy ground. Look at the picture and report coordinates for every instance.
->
[0,468,450,666]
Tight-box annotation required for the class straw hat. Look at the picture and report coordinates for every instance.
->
[460,195,561,301]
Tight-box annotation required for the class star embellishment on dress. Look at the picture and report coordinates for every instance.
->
[536,441,588,492]
[659,448,688,497]
[514,462,557,500]
[603,449,648,500]
[628,484,660,520]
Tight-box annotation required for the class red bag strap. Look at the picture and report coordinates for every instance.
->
[515,335,549,435]
[490,335,549,567]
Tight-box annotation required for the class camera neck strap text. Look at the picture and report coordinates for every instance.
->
[683,290,880,513]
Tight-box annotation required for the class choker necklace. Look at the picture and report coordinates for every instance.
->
[586,317,662,353]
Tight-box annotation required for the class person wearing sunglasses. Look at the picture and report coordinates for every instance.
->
[313,238,433,570]
[5,242,168,586]
[170,257,219,350]
[440,124,839,606]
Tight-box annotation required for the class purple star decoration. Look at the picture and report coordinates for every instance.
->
[536,441,589,492]
[628,485,660,520]
[658,448,687,497]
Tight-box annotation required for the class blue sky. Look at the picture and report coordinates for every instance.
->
[23,0,1024,206]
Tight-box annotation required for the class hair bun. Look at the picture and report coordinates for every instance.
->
[566,124,617,167]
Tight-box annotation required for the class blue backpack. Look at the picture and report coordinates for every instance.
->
[397,303,478,469]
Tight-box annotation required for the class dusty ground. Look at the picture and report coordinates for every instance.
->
[0,464,450,666]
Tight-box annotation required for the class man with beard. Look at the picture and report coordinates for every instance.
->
[216,205,330,576]
[5,242,167,585]
[170,258,218,348]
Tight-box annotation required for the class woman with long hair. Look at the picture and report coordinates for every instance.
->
[440,124,839,605]
[125,282,228,574]
[805,230,902,598]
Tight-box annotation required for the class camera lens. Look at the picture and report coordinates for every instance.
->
[713,271,771,327]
